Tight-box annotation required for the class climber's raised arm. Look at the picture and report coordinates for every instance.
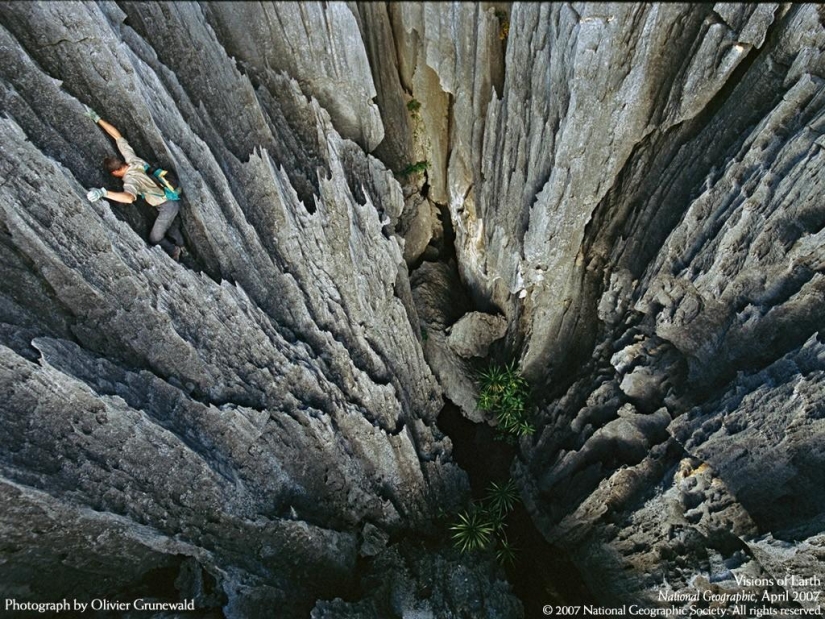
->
[84,106,122,140]
[97,118,122,141]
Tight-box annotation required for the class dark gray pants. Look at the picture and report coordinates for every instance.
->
[149,201,182,255]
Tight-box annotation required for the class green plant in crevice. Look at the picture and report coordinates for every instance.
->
[516,420,535,436]
[407,98,421,113]
[485,507,507,535]
[449,479,522,565]
[485,479,520,516]
[496,533,517,567]
[399,160,429,177]
[449,508,494,552]
[477,360,535,439]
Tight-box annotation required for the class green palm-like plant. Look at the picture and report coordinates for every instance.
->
[496,534,517,566]
[449,509,494,552]
[516,421,535,436]
[486,479,520,516]
[485,507,508,533]
[478,364,507,393]
[477,390,496,412]
[496,408,517,430]
[477,360,535,439]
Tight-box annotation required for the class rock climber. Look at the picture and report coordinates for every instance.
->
[84,107,184,261]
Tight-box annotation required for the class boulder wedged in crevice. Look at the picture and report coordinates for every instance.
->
[411,260,487,423]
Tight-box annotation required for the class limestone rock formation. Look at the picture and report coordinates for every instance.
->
[2,1,825,617]
[498,2,825,609]
[0,2,482,616]
[446,311,507,359]
[310,541,523,618]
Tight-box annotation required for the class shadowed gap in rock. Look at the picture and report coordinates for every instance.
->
[436,402,595,617]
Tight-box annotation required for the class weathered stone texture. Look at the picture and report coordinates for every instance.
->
[388,2,505,209]
[203,2,384,152]
[507,2,825,606]
[0,2,470,615]
[446,311,507,359]
[311,541,522,619]
[2,0,825,615]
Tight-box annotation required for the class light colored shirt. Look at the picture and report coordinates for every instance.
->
[116,137,167,207]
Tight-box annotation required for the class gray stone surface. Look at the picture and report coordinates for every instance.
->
[2,1,825,616]
[310,541,522,619]
[388,2,504,209]
[411,261,490,423]
[354,1,415,172]
[446,311,507,359]
[204,2,384,152]
[507,3,825,607]
[398,194,435,266]
[0,2,467,616]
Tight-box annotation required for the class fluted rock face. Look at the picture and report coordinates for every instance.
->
[203,3,384,153]
[385,0,825,610]
[2,1,825,616]
[0,2,481,616]
[496,2,825,608]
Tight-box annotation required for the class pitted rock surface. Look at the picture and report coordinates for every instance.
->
[2,1,825,616]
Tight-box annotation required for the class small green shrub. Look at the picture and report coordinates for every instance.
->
[449,479,522,565]
[407,98,421,113]
[496,534,517,566]
[485,479,520,516]
[450,508,494,552]
[399,160,429,177]
[477,361,535,438]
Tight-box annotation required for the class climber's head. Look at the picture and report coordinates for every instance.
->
[103,156,128,178]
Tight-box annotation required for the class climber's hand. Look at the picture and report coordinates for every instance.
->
[86,187,107,202]
[84,105,101,123]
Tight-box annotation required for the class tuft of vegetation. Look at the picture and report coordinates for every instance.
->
[486,479,519,516]
[407,98,421,113]
[477,360,535,439]
[449,479,522,565]
[399,160,429,177]
[496,533,517,567]
[449,508,494,552]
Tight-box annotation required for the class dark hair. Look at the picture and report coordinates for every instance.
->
[103,156,125,174]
